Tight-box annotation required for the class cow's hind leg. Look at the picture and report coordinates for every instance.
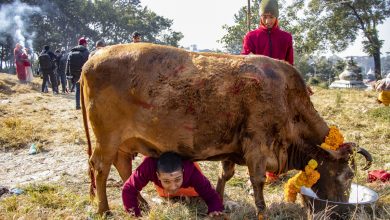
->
[216,160,235,202]
[113,149,133,182]
[90,142,117,215]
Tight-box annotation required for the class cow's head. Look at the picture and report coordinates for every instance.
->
[311,143,372,202]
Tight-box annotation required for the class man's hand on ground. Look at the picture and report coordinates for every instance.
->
[208,211,223,217]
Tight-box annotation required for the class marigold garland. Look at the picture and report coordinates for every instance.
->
[284,159,320,202]
[320,126,344,151]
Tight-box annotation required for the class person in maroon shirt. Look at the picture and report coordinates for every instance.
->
[242,0,313,97]
[241,0,293,65]
[122,152,224,217]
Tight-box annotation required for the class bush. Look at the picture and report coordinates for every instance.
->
[308,77,320,85]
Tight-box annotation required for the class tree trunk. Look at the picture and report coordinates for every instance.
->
[373,50,382,80]
[0,44,3,71]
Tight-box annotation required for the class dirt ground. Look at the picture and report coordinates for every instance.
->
[0,73,91,188]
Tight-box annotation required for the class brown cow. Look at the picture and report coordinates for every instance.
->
[80,43,372,217]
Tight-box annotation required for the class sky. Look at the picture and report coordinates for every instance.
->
[140,0,390,57]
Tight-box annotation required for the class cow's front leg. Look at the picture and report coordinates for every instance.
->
[245,150,267,218]
[216,160,235,202]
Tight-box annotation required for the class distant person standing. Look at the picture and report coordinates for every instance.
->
[89,40,106,58]
[131,31,142,43]
[22,48,34,82]
[38,45,58,94]
[66,37,89,110]
[13,43,27,82]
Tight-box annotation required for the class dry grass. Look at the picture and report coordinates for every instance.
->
[0,73,389,219]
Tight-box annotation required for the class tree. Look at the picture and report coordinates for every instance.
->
[286,0,390,80]
[219,0,260,54]
[0,0,183,71]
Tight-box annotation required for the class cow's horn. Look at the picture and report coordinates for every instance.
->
[357,147,372,170]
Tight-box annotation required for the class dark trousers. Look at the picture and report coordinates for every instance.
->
[41,71,58,93]
[75,82,80,108]
[57,71,67,92]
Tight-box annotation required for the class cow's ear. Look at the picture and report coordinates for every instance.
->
[322,143,354,160]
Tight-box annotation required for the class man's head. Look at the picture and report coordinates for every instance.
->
[260,0,279,29]
[132,31,141,43]
[96,40,106,48]
[156,152,183,195]
[44,45,50,51]
[78,37,87,46]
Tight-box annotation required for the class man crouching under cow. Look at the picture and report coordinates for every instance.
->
[122,152,225,218]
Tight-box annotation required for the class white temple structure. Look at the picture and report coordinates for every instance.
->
[329,62,367,89]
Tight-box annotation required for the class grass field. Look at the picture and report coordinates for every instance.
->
[0,73,389,219]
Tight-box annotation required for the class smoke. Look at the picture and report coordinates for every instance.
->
[0,0,41,51]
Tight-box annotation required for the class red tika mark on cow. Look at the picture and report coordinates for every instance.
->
[185,102,196,115]
[183,123,194,132]
[133,99,155,110]
[216,111,232,119]
[193,79,205,88]
[230,80,245,95]
[168,65,186,78]
[242,73,262,85]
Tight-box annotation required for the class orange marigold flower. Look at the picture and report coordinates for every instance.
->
[284,159,321,203]
[321,126,344,151]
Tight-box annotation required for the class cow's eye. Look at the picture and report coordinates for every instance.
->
[345,171,354,179]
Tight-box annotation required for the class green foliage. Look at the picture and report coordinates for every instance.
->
[333,59,346,76]
[285,0,390,79]
[308,76,320,85]
[219,0,260,54]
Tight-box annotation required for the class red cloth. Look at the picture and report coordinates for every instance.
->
[14,48,26,81]
[241,21,294,65]
[21,53,31,67]
[122,157,223,217]
[368,170,390,183]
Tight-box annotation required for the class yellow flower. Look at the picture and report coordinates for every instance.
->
[284,159,321,203]
[308,159,318,169]
[321,126,344,151]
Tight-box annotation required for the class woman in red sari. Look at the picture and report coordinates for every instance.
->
[22,48,34,82]
[14,43,27,82]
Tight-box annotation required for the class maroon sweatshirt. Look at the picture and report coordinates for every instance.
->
[241,23,294,65]
[122,157,223,216]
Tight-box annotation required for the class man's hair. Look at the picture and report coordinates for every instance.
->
[157,152,183,173]
[132,31,141,38]
[55,49,60,53]
[96,40,106,47]
[44,45,50,51]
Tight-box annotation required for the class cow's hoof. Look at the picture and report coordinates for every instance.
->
[103,210,114,219]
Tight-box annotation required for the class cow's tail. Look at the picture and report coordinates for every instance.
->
[80,78,96,200]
